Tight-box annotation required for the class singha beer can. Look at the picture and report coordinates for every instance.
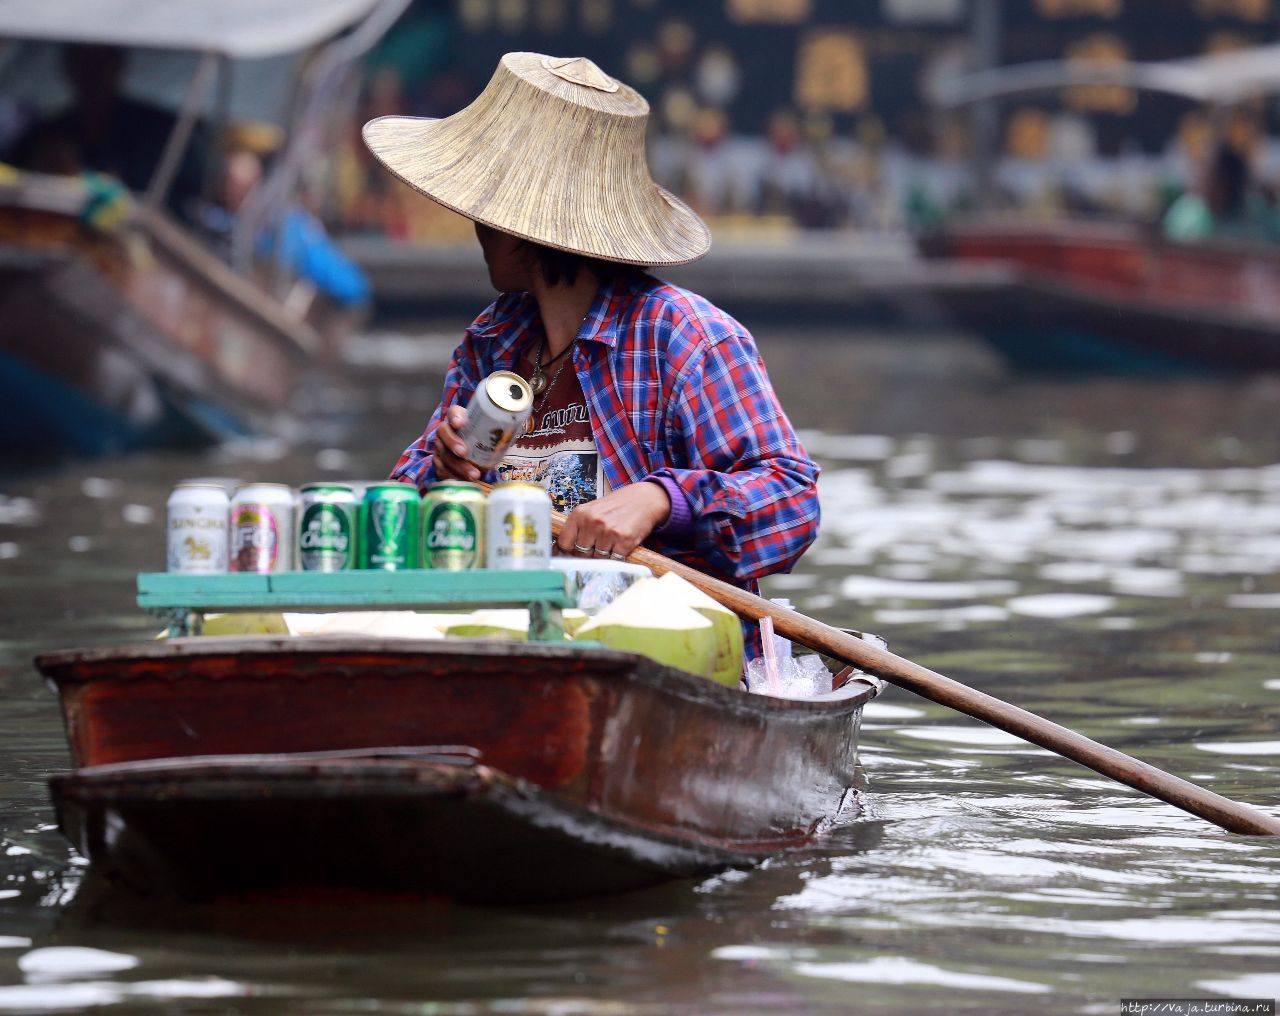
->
[486,481,552,570]
[166,482,230,573]
[422,481,486,570]
[298,484,358,571]
[359,483,420,570]
[458,371,533,469]
[230,483,296,573]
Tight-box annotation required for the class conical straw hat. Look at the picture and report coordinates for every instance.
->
[362,52,711,267]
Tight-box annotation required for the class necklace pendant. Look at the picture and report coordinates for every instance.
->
[529,370,547,396]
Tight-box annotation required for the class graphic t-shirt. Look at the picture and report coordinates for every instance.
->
[498,353,607,513]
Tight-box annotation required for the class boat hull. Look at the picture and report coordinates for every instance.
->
[0,177,328,453]
[52,754,771,903]
[39,638,879,901]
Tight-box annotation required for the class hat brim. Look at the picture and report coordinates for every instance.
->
[363,114,711,267]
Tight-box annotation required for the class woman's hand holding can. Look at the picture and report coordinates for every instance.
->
[433,406,481,481]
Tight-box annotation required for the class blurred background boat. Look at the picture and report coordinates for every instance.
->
[0,0,399,456]
[918,41,1280,374]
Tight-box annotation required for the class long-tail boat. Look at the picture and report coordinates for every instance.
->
[36,571,881,904]
[0,1,402,454]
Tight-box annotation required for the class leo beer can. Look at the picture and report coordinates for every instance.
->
[457,371,533,469]
[230,483,296,573]
[486,481,552,570]
[166,482,230,573]
[297,483,358,571]
[359,483,420,570]
[422,481,486,570]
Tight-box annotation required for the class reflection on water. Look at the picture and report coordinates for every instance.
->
[1,327,1279,1013]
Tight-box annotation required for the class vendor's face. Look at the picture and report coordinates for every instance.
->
[475,223,530,293]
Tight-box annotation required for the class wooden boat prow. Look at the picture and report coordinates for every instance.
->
[39,637,880,902]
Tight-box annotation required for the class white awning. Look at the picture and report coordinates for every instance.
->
[0,0,383,58]
[931,43,1280,108]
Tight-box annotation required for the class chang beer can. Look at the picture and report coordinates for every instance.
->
[297,483,358,571]
[166,482,230,573]
[457,371,533,469]
[422,481,486,570]
[229,483,296,573]
[485,481,552,570]
[359,483,420,570]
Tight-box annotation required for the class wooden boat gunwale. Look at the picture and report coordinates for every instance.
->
[37,634,883,716]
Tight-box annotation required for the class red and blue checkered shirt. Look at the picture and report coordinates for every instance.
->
[390,274,820,593]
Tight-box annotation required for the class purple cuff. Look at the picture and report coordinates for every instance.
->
[644,475,694,542]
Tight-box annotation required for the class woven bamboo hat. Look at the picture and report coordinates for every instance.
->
[362,52,711,266]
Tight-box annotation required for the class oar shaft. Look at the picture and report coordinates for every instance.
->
[624,545,1280,837]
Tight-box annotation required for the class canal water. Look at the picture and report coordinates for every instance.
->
[1,323,1279,1014]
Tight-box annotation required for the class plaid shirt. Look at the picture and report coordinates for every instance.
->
[391,274,820,592]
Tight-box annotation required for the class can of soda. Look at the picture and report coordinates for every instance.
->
[230,483,296,573]
[422,481,486,570]
[298,483,358,571]
[486,481,552,570]
[166,482,230,573]
[359,483,420,570]
[457,371,533,469]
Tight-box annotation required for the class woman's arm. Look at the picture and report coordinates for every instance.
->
[645,330,820,583]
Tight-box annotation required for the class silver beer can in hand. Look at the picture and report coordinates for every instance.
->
[457,371,533,469]
[486,481,552,570]
[230,483,296,573]
[166,482,230,573]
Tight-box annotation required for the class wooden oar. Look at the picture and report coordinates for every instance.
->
[617,544,1280,835]
[531,497,1277,835]
[477,488,1276,834]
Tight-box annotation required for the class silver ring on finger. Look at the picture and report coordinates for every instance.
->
[573,543,593,555]
[609,552,626,561]
[593,547,611,558]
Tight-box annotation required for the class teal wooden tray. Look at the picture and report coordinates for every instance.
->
[137,571,575,641]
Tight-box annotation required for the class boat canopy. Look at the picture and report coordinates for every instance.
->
[931,43,1280,108]
[0,0,383,59]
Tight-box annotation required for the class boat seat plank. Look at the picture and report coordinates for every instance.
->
[138,570,574,609]
[136,571,575,639]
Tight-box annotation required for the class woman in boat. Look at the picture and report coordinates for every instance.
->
[364,52,819,622]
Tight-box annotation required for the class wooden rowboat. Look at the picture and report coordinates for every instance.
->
[0,1,392,454]
[38,637,880,903]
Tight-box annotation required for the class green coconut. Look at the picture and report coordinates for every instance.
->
[201,612,290,636]
[573,583,716,679]
[562,609,589,637]
[654,572,745,687]
[410,612,475,635]
[444,609,530,641]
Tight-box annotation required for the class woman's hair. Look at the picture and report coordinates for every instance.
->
[522,240,646,288]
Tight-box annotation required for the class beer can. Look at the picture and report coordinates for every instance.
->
[166,482,230,573]
[298,483,358,571]
[359,483,420,570]
[230,483,296,573]
[422,481,486,570]
[486,481,552,570]
[457,371,533,469]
